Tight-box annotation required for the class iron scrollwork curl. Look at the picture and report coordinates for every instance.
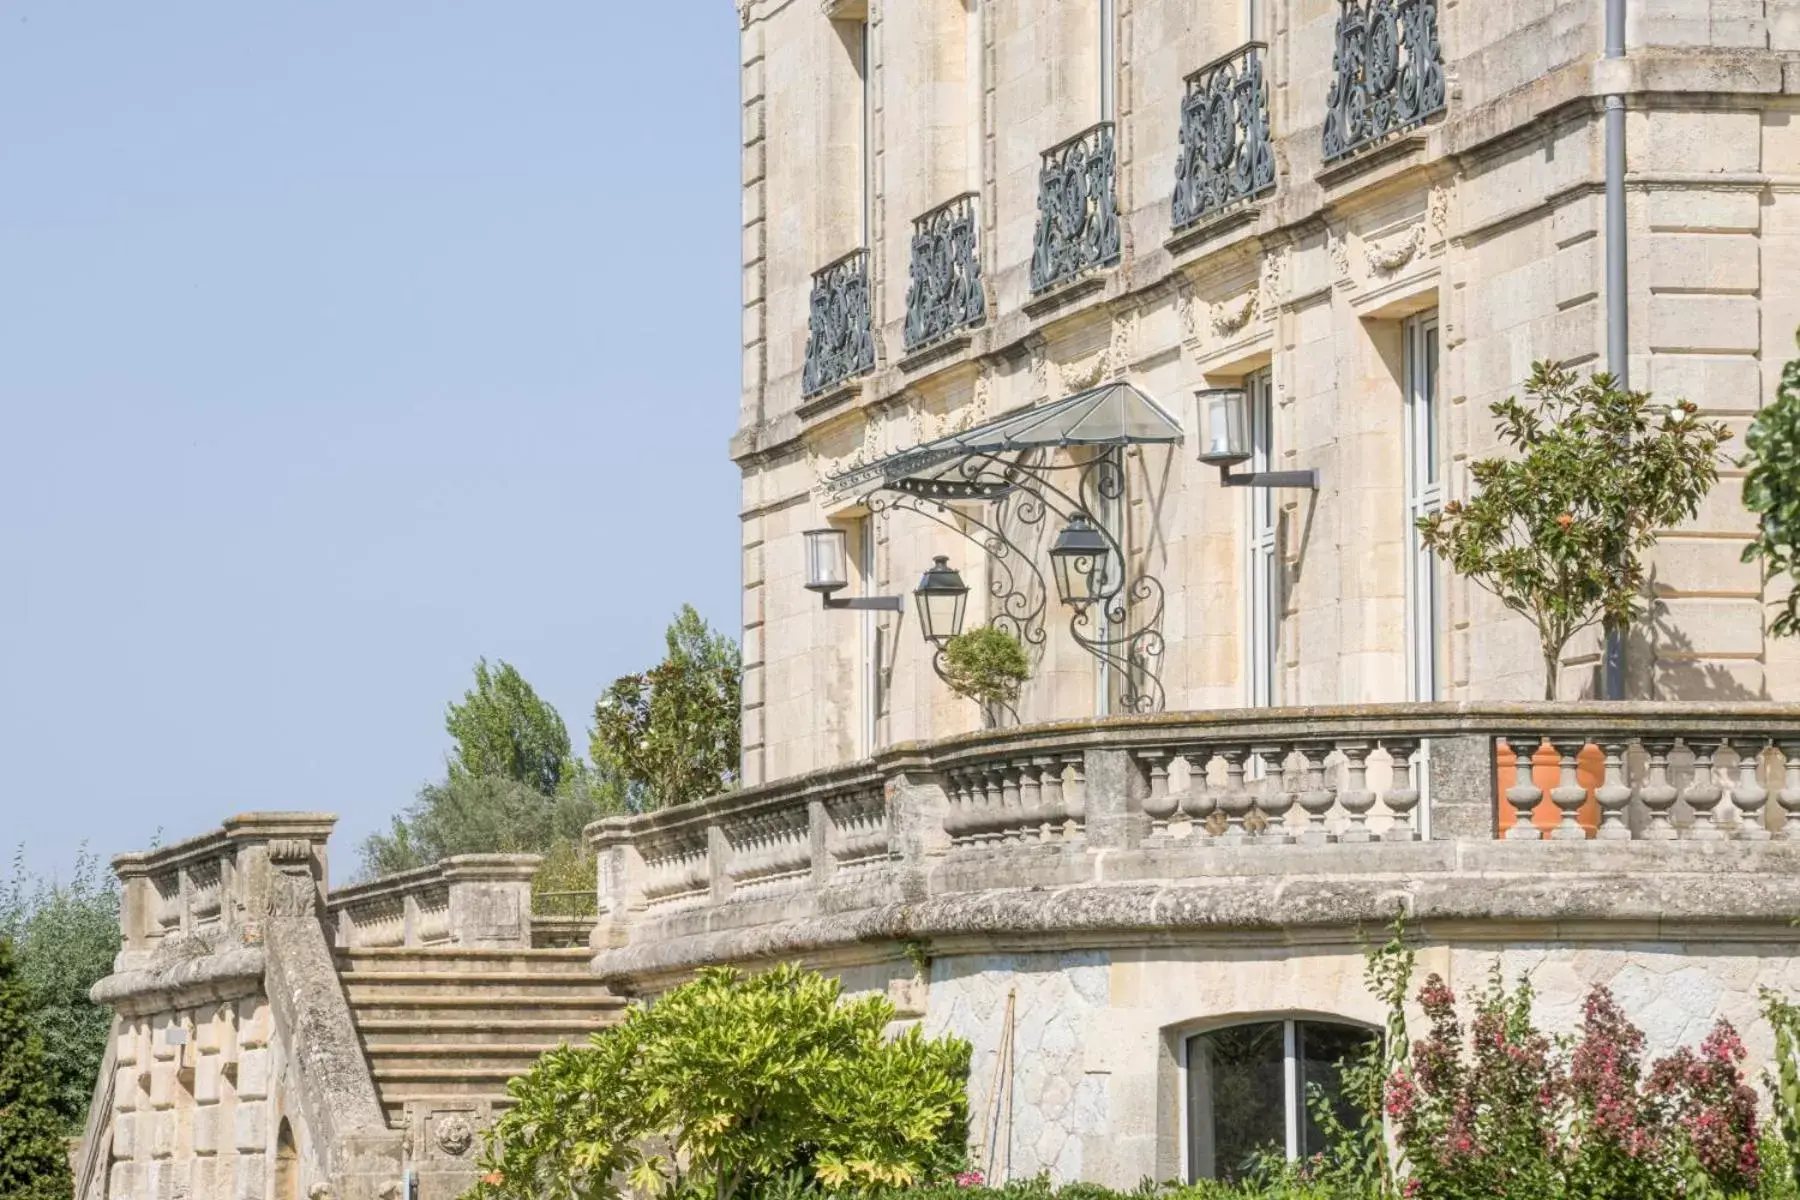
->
[1030,123,1122,294]
[1322,0,1446,163]
[802,248,876,397]
[904,194,986,352]
[1172,43,1276,231]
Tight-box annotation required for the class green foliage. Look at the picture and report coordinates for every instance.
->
[1417,362,1729,698]
[469,964,971,1200]
[446,658,574,795]
[866,1177,1341,1200]
[1743,329,1800,637]
[1764,988,1800,1197]
[0,936,78,1200]
[0,846,121,1136]
[360,771,620,878]
[940,627,1032,707]
[590,605,742,812]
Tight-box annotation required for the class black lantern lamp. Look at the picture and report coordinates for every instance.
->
[1050,513,1113,609]
[913,556,969,646]
[803,528,903,611]
[1194,386,1319,490]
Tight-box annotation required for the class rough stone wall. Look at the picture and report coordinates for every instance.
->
[734,0,1800,786]
[915,936,1800,1189]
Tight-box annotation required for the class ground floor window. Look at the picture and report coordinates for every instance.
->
[1186,1019,1376,1182]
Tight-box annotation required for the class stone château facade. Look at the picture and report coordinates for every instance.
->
[72,3,1800,1198]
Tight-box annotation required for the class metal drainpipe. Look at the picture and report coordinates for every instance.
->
[1602,0,1629,700]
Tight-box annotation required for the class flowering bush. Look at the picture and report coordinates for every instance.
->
[1384,964,1765,1200]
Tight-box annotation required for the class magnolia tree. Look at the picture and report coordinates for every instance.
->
[1418,363,1729,700]
[1744,330,1800,637]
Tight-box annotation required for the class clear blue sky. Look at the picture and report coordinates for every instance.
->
[0,4,743,882]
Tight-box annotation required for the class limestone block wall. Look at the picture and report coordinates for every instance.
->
[734,0,1800,787]
[107,999,300,1200]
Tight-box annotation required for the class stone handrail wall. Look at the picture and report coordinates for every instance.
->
[71,1019,116,1200]
[327,854,543,950]
[586,703,1800,978]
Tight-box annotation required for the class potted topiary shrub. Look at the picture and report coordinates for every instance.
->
[939,626,1031,728]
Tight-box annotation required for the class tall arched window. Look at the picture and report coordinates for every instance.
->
[1185,1018,1377,1182]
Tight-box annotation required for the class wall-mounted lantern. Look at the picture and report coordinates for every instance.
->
[1195,387,1319,490]
[1050,514,1113,610]
[913,556,969,646]
[803,528,904,612]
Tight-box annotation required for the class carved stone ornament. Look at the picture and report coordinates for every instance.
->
[1328,229,1352,283]
[308,1185,335,1200]
[1365,223,1425,276]
[435,1114,475,1157]
[268,871,317,919]
[266,839,313,864]
[1210,292,1259,338]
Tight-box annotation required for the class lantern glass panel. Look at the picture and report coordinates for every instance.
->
[803,528,849,593]
[1050,516,1113,608]
[913,556,970,645]
[1198,388,1251,466]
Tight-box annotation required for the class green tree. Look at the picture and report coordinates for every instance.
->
[940,627,1032,708]
[0,936,77,1200]
[470,964,970,1200]
[1417,363,1729,699]
[1744,329,1800,637]
[590,605,741,812]
[0,847,120,1136]
[359,773,621,878]
[446,658,573,794]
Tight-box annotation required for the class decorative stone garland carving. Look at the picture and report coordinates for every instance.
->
[1328,229,1352,284]
[1365,222,1426,276]
[1210,292,1259,338]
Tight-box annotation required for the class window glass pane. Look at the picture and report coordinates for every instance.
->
[1190,1022,1285,1181]
[1296,1022,1379,1161]
[1423,324,1440,482]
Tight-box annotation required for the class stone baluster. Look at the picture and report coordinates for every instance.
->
[1062,753,1087,838]
[1250,743,1295,845]
[1594,741,1634,841]
[1777,741,1800,842]
[1214,746,1253,845]
[1639,738,1680,840]
[1037,757,1067,840]
[964,767,992,847]
[1336,741,1376,844]
[1180,747,1218,839]
[1017,759,1045,844]
[1683,739,1726,842]
[1727,741,1771,841]
[983,764,1009,846]
[1294,741,1337,846]
[1000,763,1024,844]
[1140,749,1177,836]
[1382,738,1422,842]
[1504,737,1545,840]
[1547,739,1590,842]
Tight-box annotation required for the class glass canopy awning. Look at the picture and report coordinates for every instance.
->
[824,381,1185,497]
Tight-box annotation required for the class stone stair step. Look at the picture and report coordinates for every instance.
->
[355,1017,606,1045]
[335,948,594,975]
[364,1044,566,1071]
[350,995,622,1022]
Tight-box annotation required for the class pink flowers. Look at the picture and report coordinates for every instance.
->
[953,1171,985,1189]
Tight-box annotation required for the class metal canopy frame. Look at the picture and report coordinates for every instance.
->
[832,383,1184,716]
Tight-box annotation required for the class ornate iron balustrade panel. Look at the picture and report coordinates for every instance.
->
[1322,0,1446,162]
[1030,122,1121,293]
[802,248,876,397]
[1172,43,1276,231]
[904,193,986,352]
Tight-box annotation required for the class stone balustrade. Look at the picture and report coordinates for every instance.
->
[112,812,338,954]
[326,854,542,950]
[586,704,1800,977]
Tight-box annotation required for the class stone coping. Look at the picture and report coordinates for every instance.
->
[112,811,338,877]
[591,839,1800,984]
[90,945,267,1014]
[325,853,543,911]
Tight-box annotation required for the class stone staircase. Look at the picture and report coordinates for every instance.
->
[336,946,627,1128]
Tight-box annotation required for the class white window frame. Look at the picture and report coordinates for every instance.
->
[858,519,881,755]
[1179,1017,1379,1183]
[860,20,874,245]
[1099,0,1117,121]
[1245,369,1279,709]
[1404,313,1442,703]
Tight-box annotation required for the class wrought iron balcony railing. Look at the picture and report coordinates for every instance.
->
[1322,0,1447,163]
[904,193,986,352]
[1172,43,1276,232]
[1030,122,1121,294]
[801,248,876,397]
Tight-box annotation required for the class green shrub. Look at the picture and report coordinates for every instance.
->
[469,964,971,1200]
[0,936,77,1200]
[940,627,1032,707]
